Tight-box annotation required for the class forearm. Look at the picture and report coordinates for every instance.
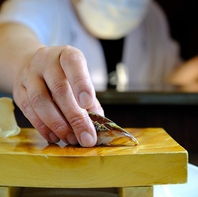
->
[0,22,44,93]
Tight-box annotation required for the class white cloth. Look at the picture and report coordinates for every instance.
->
[0,0,180,91]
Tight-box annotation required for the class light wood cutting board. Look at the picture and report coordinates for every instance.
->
[0,128,187,189]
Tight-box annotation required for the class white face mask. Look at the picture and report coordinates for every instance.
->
[75,0,150,39]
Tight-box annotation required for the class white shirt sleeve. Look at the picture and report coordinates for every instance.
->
[0,0,108,90]
[0,0,71,46]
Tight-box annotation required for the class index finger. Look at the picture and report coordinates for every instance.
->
[60,46,98,111]
[43,46,101,147]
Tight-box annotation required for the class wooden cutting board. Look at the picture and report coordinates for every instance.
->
[0,128,187,189]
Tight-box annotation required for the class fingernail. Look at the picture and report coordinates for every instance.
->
[49,132,59,143]
[79,92,92,108]
[80,131,95,147]
[66,132,78,145]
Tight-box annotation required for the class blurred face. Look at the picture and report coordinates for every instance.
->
[71,0,150,39]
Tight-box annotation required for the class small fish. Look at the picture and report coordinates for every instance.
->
[88,112,139,146]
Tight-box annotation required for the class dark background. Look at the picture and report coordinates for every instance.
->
[155,0,198,60]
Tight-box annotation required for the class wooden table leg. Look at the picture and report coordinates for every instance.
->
[118,186,153,197]
[0,187,22,197]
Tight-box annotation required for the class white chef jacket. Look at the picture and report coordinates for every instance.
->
[0,0,180,91]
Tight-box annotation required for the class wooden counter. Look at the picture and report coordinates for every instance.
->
[0,128,187,197]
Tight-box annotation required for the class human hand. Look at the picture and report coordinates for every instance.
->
[13,45,104,147]
[167,56,198,92]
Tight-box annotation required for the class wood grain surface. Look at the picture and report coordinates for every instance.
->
[0,128,187,189]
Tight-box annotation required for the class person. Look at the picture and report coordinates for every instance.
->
[0,0,181,147]
[168,56,198,92]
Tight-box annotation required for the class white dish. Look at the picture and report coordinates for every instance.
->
[154,163,198,197]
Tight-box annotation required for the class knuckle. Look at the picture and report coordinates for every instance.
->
[72,77,93,93]
[50,120,67,135]
[34,47,50,60]
[29,90,47,109]
[34,120,47,132]
[73,77,86,87]
[33,121,52,141]
[31,47,51,67]
[69,113,87,130]
[20,99,31,114]
[19,99,47,131]
[51,81,70,98]
[60,46,86,67]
